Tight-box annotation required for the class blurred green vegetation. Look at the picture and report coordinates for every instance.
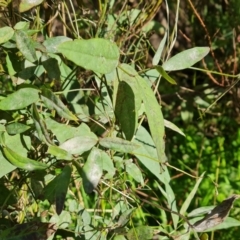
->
[0,0,239,239]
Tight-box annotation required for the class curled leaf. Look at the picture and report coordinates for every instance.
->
[2,145,48,171]
[192,194,240,232]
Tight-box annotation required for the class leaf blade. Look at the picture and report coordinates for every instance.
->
[82,147,103,194]
[15,30,37,62]
[0,87,40,110]
[162,47,210,71]
[57,38,120,74]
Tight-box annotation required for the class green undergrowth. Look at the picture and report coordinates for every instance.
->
[0,0,239,240]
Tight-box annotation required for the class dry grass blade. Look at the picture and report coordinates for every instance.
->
[192,194,240,232]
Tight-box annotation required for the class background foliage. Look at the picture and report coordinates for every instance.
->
[0,0,240,240]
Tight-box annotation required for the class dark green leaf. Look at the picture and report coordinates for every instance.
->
[115,81,136,140]
[43,167,72,209]
[0,221,56,240]
[115,64,142,140]
[55,165,72,215]
[30,178,44,199]
[42,58,61,80]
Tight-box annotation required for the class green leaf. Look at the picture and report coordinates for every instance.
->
[130,68,166,163]
[5,122,30,135]
[125,160,144,185]
[31,178,44,198]
[32,103,53,144]
[158,182,179,230]
[15,30,37,62]
[57,38,120,74]
[99,137,140,153]
[47,145,72,161]
[0,150,16,178]
[165,182,179,229]
[6,53,17,76]
[0,87,39,110]
[55,165,72,215]
[2,145,48,171]
[19,0,44,12]
[115,64,142,140]
[0,134,32,178]
[164,119,185,136]
[126,226,153,240]
[41,88,78,121]
[133,126,170,184]
[0,26,14,44]
[113,235,127,240]
[115,81,136,140]
[45,118,97,143]
[154,65,177,84]
[42,58,61,80]
[152,31,167,65]
[43,167,72,214]
[60,136,97,155]
[118,65,166,163]
[82,147,103,194]
[101,150,115,179]
[188,206,214,218]
[117,208,135,227]
[43,36,72,53]
[50,211,71,229]
[14,21,30,30]
[180,172,205,216]
[162,47,210,71]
